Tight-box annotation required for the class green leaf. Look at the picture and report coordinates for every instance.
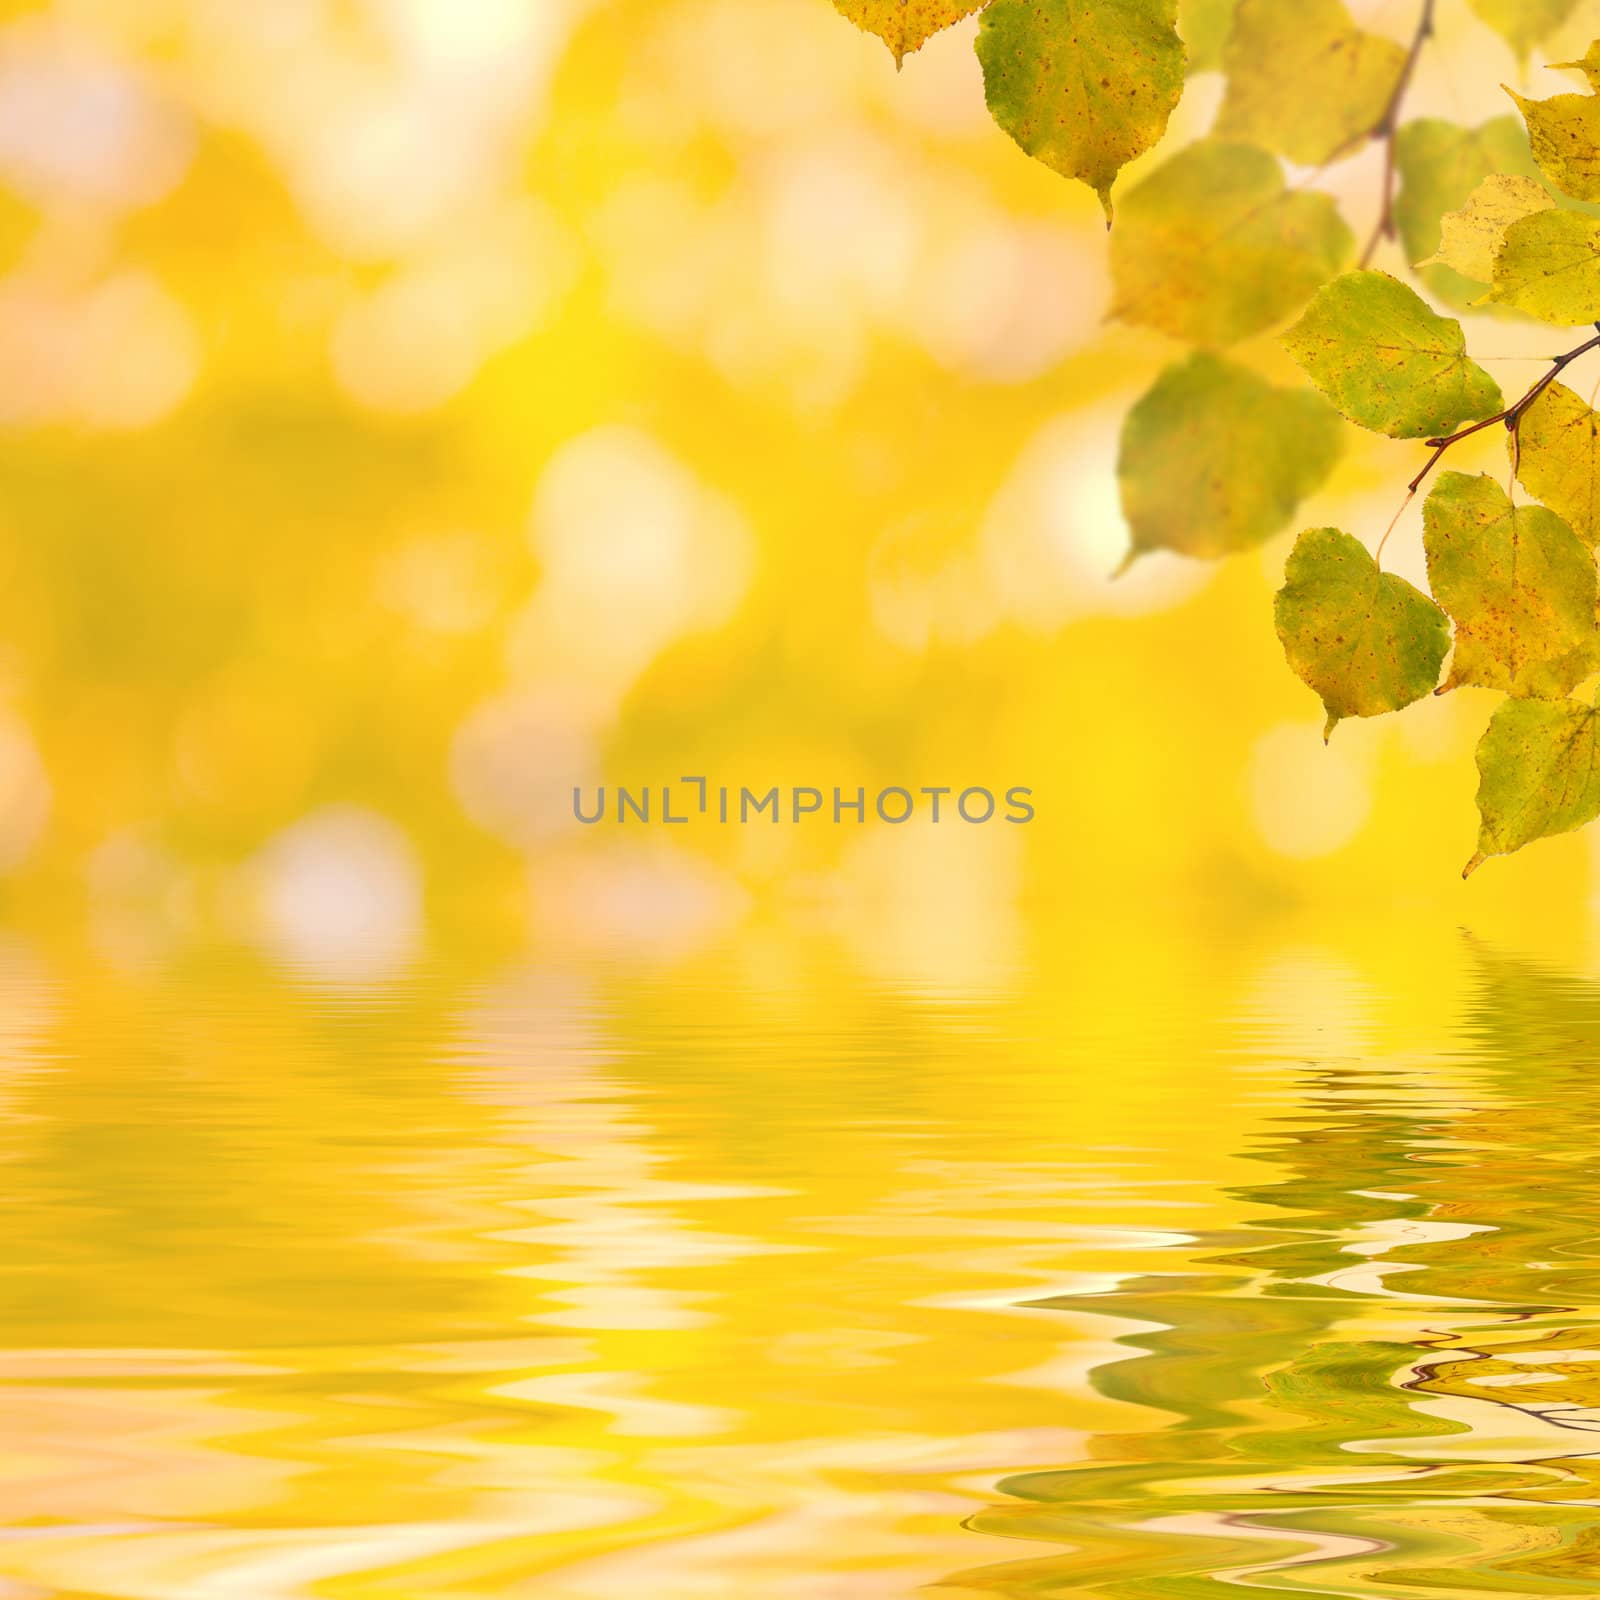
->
[1467,0,1583,63]
[828,0,990,63]
[1283,271,1503,440]
[1467,693,1600,876]
[1109,141,1352,345]
[975,0,1186,220]
[1178,0,1235,73]
[1509,84,1600,205]
[1487,208,1600,324]
[1513,382,1600,547]
[1216,0,1405,167]
[1423,472,1599,698]
[1274,526,1451,739]
[1422,174,1552,284]
[1118,353,1344,563]
[1395,117,1542,309]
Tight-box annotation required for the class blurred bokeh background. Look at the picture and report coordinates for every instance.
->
[13,10,1600,1595]
[0,0,1598,978]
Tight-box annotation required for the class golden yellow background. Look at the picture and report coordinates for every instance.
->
[5,9,1600,1597]
[0,0,1593,977]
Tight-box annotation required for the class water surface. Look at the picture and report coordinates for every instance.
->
[1,932,1598,1597]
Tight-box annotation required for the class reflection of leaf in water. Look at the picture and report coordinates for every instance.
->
[1414,944,1600,1311]
[1021,1274,1346,1436]
[1264,1340,1465,1449]
[1206,1091,1439,1288]
[956,942,1600,1598]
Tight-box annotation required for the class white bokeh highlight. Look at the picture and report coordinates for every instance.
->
[250,805,423,981]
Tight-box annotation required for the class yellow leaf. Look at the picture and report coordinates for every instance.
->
[1178,0,1235,73]
[1284,271,1503,441]
[1551,41,1600,92]
[1422,174,1552,284]
[1469,693,1600,875]
[1509,84,1600,205]
[1118,353,1344,562]
[1468,0,1583,62]
[1512,382,1600,548]
[1110,140,1351,345]
[1217,0,1405,167]
[829,0,989,62]
[976,0,1186,220]
[1488,208,1600,324]
[1274,527,1450,740]
[1423,472,1599,698]
[1395,117,1545,310]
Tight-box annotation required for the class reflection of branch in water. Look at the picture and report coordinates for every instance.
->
[1410,1335,1600,1448]
[951,943,1600,1597]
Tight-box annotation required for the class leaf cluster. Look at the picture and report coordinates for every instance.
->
[821,0,1600,872]
[1278,60,1600,873]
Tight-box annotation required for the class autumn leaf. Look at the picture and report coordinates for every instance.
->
[1467,693,1600,875]
[1488,209,1600,323]
[825,0,1600,872]
[1552,42,1600,93]
[1423,473,1599,698]
[1513,382,1600,548]
[1216,0,1404,167]
[1274,526,1451,739]
[1468,0,1583,64]
[1109,141,1351,345]
[976,0,1186,220]
[1283,271,1502,440]
[829,0,990,61]
[1423,175,1552,284]
[1510,82,1600,205]
[1178,0,1235,73]
[1396,117,1544,308]
[1118,353,1343,563]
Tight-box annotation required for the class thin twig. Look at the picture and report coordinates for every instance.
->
[1359,0,1438,269]
[1406,324,1600,496]
[1374,486,1416,561]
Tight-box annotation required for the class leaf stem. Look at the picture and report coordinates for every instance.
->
[1358,0,1437,270]
[1407,324,1600,495]
[1374,485,1416,561]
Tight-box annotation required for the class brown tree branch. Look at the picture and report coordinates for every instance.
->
[1358,0,1438,269]
[1406,325,1600,496]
